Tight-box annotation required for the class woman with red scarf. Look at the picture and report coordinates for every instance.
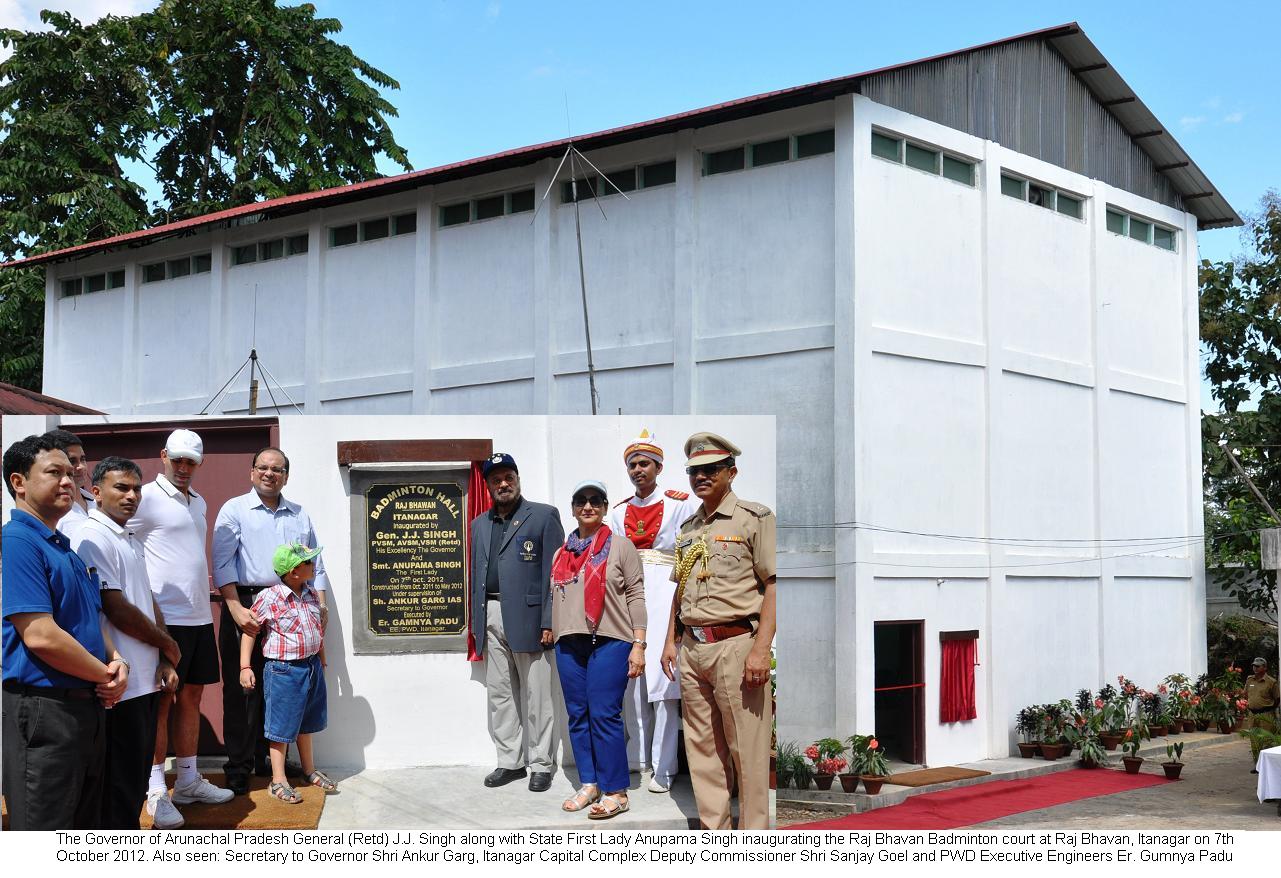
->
[551,479,647,819]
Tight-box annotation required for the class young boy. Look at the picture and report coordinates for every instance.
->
[238,542,336,803]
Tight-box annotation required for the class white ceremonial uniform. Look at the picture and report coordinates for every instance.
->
[609,485,701,780]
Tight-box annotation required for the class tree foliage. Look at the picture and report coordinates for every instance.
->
[1201,191,1281,621]
[0,0,411,389]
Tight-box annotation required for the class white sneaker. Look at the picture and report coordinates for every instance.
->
[648,774,672,793]
[146,791,185,829]
[172,774,235,805]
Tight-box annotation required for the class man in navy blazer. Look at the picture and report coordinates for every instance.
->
[470,453,564,792]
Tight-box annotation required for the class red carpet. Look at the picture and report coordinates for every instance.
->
[788,769,1172,830]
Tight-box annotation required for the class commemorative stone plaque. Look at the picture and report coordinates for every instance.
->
[365,482,466,636]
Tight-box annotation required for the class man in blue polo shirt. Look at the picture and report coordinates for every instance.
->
[2,434,129,830]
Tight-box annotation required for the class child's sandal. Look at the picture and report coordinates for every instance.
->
[306,770,337,792]
[269,782,303,804]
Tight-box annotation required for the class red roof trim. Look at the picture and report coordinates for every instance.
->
[0,381,103,414]
[4,23,1083,270]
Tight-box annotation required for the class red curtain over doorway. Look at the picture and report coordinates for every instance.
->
[466,461,492,661]
[939,637,977,723]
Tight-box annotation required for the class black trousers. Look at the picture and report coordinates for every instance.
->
[219,600,267,776]
[102,692,158,829]
[2,686,105,830]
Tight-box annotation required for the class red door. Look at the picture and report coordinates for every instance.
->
[63,417,279,755]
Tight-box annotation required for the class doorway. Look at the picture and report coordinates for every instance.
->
[874,620,924,766]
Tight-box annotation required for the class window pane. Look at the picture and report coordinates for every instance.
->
[705,146,745,175]
[871,132,901,162]
[193,252,212,272]
[168,257,192,278]
[508,189,535,214]
[62,278,83,296]
[1153,226,1176,251]
[796,129,835,158]
[475,195,505,219]
[85,274,106,293]
[941,155,974,186]
[144,262,168,281]
[603,168,635,193]
[287,234,309,255]
[439,203,470,227]
[1105,210,1126,235]
[1129,217,1151,243]
[750,138,790,167]
[259,239,284,260]
[1000,174,1025,198]
[1056,194,1082,219]
[640,160,676,188]
[330,224,358,246]
[562,177,597,203]
[108,269,126,289]
[1028,184,1054,210]
[362,218,389,240]
[392,213,417,235]
[904,142,939,173]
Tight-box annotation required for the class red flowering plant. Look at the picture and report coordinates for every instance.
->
[807,738,848,776]
[846,734,890,777]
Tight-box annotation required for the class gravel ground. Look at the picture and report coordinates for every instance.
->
[778,740,1280,829]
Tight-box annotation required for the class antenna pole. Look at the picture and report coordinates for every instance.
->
[568,150,600,414]
[247,349,260,415]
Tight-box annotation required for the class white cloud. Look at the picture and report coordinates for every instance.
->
[1179,115,1206,131]
[1,0,151,30]
[1201,96,1222,110]
[1222,111,1245,124]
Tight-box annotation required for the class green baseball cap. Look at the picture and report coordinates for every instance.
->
[273,542,323,576]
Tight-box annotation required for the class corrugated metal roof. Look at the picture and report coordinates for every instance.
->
[2,22,1239,270]
[0,381,103,414]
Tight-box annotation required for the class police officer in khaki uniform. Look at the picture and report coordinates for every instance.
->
[660,432,775,830]
[1245,658,1279,727]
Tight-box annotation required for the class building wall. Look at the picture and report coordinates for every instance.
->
[40,91,1206,765]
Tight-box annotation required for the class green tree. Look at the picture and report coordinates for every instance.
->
[1201,190,1281,621]
[0,0,412,390]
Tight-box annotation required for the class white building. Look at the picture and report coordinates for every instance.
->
[10,23,1239,766]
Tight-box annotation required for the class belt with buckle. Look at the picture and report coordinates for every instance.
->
[3,681,96,700]
[636,549,676,566]
[687,619,754,644]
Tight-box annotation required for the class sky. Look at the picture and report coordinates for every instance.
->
[2,0,1278,407]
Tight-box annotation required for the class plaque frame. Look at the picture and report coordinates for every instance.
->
[347,465,472,654]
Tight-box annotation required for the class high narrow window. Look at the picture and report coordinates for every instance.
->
[193,252,212,273]
[287,234,309,255]
[168,257,192,278]
[474,195,505,220]
[144,262,168,281]
[259,239,284,261]
[795,129,835,158]
[750,138,790,167]
[392,213,417,235]
[640,160,675,188]
[85,274,106,293]
[704,146,745,176]
[439,203,471,227]
[361,218,389,241]
[330,224,358,246]
[508,189,535,214]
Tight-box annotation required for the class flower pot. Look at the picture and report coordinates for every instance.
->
[860,776,885,796]
[1195,719,1210,731]
[1181,720,1197,733]
[1150,724,1167,737]
[1165,723,1180,736]
[814,773,835,791]
[1161,762,1183,780]
[1039,743,1067,760]
[838,773,860,793]
[1078,756,1102,769]
[1121,756,1144,775]
[1217,720,1233,734]
[1017,742,1040,759]
[1099,733,1123,751]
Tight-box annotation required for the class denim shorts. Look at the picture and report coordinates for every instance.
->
[263,655,327,743]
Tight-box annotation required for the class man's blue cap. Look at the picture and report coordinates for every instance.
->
[482,452,518,478]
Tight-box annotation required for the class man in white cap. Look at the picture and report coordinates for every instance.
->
[660,431,775,830]
[608,430,699,793]
[128,428,233,826]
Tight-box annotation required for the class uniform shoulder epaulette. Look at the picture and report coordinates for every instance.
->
[736,499,773,518]
[613,498,630,508]
[664,489,690,500]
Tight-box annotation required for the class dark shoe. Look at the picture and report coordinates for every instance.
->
[226,773,250,796]
[484,767,527,788]
[528,772,553,792]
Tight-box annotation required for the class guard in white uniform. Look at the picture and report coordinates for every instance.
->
[608,430,700,792]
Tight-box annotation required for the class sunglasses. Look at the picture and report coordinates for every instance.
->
[572,494,607,508]
[686,462,731,477]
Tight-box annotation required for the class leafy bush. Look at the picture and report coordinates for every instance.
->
[1207,615,1277,676]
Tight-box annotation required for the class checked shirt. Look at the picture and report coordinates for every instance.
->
[250,584,324,660]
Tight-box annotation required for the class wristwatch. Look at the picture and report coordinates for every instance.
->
[633,640,647,648]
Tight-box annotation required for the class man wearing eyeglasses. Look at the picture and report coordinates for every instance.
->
[212,447,329,796]
[468,453,564,792]
[660,432,776,830]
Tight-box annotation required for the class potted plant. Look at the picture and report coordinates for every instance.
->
[775,740,800,790]
[1142,690,1167,737]
[1161,742,1184,779]
[1097,684,1126,749]
[841,734,871,792]
[792,753,815,791]
[859,739,890,795]
[1039,703,1068,759]
[1120,731,1144,774]
[806,738,847,791]
[1064,714,1107,768]
[1015,707,1042,758]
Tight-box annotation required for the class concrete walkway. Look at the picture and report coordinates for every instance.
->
[778,730,1237,816]
[316,766,712,829]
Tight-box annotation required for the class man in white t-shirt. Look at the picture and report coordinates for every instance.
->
[73,457,182,829]
[46,429,96,542]
[127,429,233,814]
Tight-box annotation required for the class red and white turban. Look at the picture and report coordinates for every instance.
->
[624,429,663,465]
